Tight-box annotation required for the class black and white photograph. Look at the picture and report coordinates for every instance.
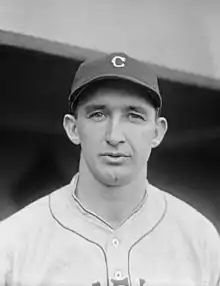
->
[0,1,220,285]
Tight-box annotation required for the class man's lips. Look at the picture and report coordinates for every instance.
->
[100,153,130,164]
[100,153,130,157]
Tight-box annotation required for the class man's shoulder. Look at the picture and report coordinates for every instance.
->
[149,184,219,239]
[149,185,220,280]
[0,184,71,240]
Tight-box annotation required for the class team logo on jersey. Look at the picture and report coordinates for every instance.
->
[92,277,146,286]
[111,56,126,68]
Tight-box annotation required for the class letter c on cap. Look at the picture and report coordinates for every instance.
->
[111,56,126,68]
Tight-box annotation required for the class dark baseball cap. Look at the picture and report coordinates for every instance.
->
[69,52,162,112]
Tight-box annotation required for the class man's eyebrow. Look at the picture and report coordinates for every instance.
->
[84,104,106,113]
[125,105,148,115]
[84,104,148,115]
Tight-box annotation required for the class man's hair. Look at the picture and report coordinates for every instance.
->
[69,78,159,119]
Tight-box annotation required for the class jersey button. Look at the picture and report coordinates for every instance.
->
[112,238,119,247]
[114,270,122,279]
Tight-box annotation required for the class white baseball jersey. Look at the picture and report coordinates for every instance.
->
[0,173,220,286]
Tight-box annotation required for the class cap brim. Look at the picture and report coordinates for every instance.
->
[69,74,162,109]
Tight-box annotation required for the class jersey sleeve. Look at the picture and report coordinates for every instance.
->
[0,223,13,286]
[204,222,220,285]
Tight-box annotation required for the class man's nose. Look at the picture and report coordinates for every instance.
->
[105,119,125,146]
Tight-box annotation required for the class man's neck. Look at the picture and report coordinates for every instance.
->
[75,164,147,228]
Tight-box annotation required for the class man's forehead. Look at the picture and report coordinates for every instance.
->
[81,93,154,116]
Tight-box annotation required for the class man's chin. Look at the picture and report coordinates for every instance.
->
[97,169,133,187]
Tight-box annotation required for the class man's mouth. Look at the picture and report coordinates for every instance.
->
[101,153,129,158]
[100,153,130,164]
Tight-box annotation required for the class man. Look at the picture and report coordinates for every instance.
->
[0,52,220,286]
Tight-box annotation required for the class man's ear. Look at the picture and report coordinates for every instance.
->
[152,117,168,148]
[63,114,81,145]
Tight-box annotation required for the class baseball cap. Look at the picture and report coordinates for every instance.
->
[69,52,162,113]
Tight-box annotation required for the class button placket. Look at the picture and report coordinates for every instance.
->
[106,234,128,281]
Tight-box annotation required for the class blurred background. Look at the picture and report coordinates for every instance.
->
[0,0,220,231]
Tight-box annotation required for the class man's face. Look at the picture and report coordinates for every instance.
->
[65,81,167,186]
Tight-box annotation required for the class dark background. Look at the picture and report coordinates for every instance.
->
[1,45,220,230]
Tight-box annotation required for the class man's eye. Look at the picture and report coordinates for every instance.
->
[89,112,105,119]
[129,113,145,121]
